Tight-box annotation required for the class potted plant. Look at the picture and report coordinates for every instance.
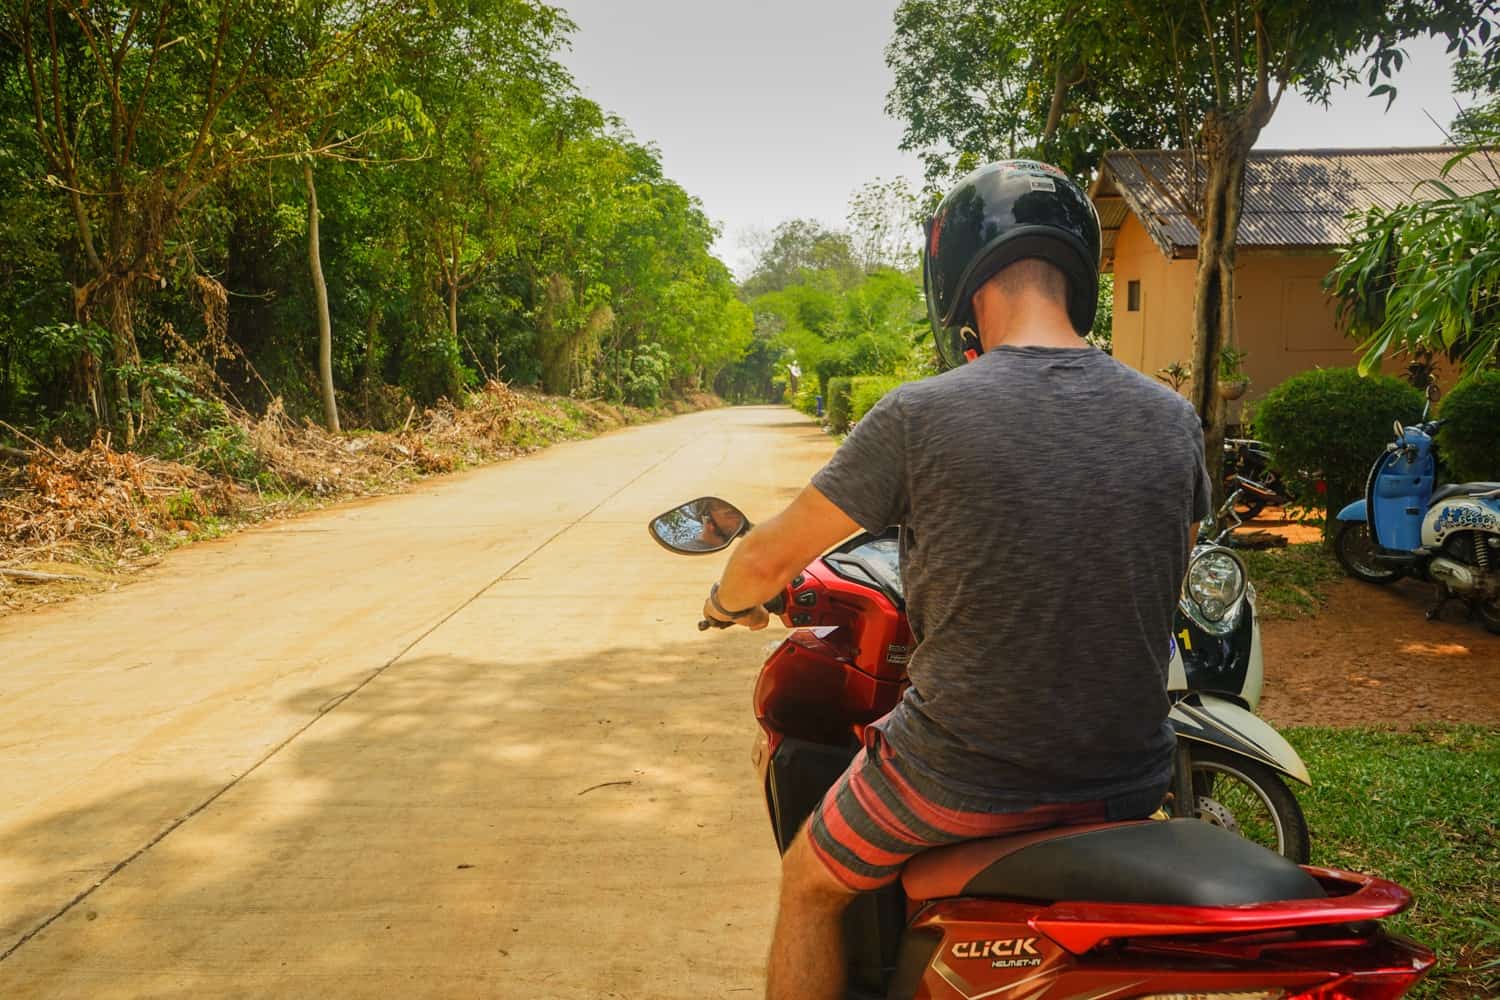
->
[1217,347,1250,400]
[1156,361,1192,393]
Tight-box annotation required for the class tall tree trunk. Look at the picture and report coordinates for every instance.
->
[1188,18,1283,511]
[361,305,381,388]
[1042,59,1082,148]
[305,162,339,433]
[447,277,460,359]
[78,275,142,447]
[103,165,140,445]
[1189,116,1257,508]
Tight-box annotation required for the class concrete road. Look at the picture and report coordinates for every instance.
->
[0,406,833,999]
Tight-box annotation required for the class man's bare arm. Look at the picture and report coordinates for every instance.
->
[706,485,861,627]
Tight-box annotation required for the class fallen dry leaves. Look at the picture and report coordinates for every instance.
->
[0,383,713,600]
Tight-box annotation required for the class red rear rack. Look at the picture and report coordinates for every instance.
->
[1031,868,1414,954]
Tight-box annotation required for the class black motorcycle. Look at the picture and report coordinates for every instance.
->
[1224,437,1291,518]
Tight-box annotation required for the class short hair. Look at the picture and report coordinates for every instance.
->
[986,258,1069,304]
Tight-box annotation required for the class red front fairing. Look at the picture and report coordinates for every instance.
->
[903,872,1434,1000]
[755,558,912,754]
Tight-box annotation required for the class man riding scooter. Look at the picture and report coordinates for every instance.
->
[696,160,1211,1000]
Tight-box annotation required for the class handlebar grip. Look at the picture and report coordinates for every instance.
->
[763,593,787,615]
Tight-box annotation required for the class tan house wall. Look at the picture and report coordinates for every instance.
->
[1109,213,1365,420]
[1110,214,1197,380]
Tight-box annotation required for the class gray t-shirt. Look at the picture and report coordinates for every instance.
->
[812,346,1211,809]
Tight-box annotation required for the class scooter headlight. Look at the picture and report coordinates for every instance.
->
[1186,547,1247,623]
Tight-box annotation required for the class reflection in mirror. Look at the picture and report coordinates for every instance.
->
[649,497,749,554]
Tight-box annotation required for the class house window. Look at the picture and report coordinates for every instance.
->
[1127,280,1141,312]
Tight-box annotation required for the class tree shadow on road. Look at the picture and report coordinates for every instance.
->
[0,630,780,1000]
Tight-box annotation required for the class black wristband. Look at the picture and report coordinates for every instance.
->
[710,582,755,619]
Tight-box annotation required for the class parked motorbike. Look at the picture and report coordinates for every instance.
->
[649,498,1432,1000]
[1224,437,1292,518]
[1333,410,1500,634]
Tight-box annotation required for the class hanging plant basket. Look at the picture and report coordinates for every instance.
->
[1218,377,1250,401]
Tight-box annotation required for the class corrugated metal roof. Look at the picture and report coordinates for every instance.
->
[1091,147,1498,259]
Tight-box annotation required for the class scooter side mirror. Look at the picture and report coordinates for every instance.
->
[648,497,751,555]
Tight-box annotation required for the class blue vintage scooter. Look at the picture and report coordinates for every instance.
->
[1333,409,1500,634]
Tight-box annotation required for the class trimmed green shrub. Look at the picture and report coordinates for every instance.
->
[1437,371,1500,483]
[792,377,820,416]
[850,375,905,424]
[1255,367,1424,539]
[826,376,854,434]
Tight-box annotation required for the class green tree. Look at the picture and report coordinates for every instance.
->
[847,177,921,272]
[741,219,860,297]
[886,0,1497,497]
[2,0,420,440]
[1328,32,1500,381]
[0,0,755,448]
[886,0,1192,184]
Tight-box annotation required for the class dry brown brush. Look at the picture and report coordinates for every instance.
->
[1,383,714,569]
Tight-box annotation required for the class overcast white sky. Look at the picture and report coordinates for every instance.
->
[557,1,1470,275]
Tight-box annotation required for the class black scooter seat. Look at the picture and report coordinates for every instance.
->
[903,819,1325,906]
[1430,482,1500,504]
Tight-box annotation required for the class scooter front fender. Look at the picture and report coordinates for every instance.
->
[1336,499,1368,523]
[1170,694,1311,786]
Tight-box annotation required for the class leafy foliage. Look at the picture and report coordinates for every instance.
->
[825,377,854,435]
[0,0,751,458]
[1437,371,1500,482]
[849,375,905,425]
[885,0,1188,186]
[791,377,821,418]
[847,177,922,272]
[1329,37,1500,384]
[1087,274,1113,354]
[886,0,1497,509]
[1329,174,1500,382]
[754,268,926,402]
[740,220,860,298]
[1254,368,1425,536]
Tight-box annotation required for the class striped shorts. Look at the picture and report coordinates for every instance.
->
[806,730,1123,892]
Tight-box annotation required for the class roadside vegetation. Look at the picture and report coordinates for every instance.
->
[0,382,715,612]
[0,2,752,444]
[1291,726,1500,999]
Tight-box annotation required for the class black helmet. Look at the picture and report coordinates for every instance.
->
[922,160,1102,369]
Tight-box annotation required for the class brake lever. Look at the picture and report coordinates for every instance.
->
[698,618,734,631]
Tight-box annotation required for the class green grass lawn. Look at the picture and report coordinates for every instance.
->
[1289,725,1500,998]
[1242,542,1344,620]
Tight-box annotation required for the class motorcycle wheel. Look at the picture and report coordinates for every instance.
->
[1190,746,1310,864]
[1234,493,1269,520]
[1335,522,1402,585]
[1480,598,1500,636]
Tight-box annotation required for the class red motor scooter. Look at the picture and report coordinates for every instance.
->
[650,497,1434,1000]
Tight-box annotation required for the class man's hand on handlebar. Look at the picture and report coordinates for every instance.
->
[695,484,863,635]
[701,596,770,632]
